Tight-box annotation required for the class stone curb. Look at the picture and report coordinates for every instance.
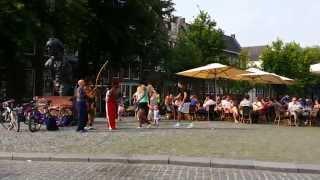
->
[1,152,320,174]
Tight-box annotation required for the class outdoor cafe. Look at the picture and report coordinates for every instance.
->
[161,63,320,127]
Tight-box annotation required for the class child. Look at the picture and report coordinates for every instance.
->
[153,104,160,127]
[117,96,125,121]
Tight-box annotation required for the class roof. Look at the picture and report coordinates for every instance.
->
[242,45,268,61]
[222,35,241,55]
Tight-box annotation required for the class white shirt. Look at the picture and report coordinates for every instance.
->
[221,100,231,109]
[203,99,216,111]
[105,90,110,102]
[252,101,263,111]
[239,99,252,107]
[288,101,302,113]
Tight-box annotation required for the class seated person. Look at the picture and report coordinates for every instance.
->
[304,98,313,111]
[221,96,232,114]
[252,96,264,123]
[288,97,303,125]
[312,99,320,123]
[189,95,199,113]
[264,97,274,123]
[190,95,199,108]
[230,98,239,123]
[201,95,216,120]
[314,99,320,110]
[164,94,175,119]
[215,96,223,115]
[239,95,252,114]
[203,95,216,111]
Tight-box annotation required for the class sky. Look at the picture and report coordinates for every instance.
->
[173,0,320,47]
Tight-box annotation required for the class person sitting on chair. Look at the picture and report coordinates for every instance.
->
[252,96,264,123]
[288,97,303,126]
[230,98,239,123]
[221,95,232,120]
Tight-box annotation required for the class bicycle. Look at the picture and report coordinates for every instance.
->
[27,99,63,132]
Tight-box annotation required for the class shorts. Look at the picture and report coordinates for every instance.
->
[178,102,190,114]
[88,108,96,116]
[138,102,149,113]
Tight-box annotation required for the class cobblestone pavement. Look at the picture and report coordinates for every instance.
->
[1,160,320,180]
[1,117,320,163]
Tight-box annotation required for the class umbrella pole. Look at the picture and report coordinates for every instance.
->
[214,70,217,98]
[213,70,217,121]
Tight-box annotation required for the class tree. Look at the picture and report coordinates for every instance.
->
[79,0,174,77]
[261,39,320,96]
[0,0,174,98]
[165,10,224,73]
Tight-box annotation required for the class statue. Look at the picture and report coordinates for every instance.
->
[44,38,74,96]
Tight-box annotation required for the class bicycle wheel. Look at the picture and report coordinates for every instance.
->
[28,116,38,132]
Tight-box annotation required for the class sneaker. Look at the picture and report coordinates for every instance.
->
[147,124,152,128]
[84,126,89,130]
[187,123,194,128]
[174,122,180,128]
[87,126,96,130]
[136,126,142,129]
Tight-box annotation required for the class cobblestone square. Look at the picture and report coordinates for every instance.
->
[1,160,320,180]
[1,117,320,164]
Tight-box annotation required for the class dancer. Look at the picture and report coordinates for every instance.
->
[85,81,96,130]
[135,84,151,128]
[174,82,193,128]
[105,80,120,131]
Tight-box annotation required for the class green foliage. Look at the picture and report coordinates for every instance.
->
[0,0,175,98]
[261,39,320,96]
[166,10,224,73]
[78,0,174,75]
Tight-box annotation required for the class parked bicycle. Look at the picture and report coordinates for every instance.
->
[27,98,67,132]
[25,100,52,132]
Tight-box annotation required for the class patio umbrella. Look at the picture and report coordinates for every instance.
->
[176,63,248,95]
[272,74,294,85]
[176,63,248,121]
[310,63,320,74]
[239,68,294,85]
[238,72,287,84]
[238,68,294,100]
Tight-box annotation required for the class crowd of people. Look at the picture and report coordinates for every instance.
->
[75,79,163,132]
[165,92,320,126]
[74,79,320,132]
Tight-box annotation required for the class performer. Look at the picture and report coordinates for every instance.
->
[76,79,88,132]
[174,82,193,128]
[135,83,151,128]
[105,80,120,130]
[85,80,96,130]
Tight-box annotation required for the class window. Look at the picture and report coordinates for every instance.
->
[112,69,120,78]
[123,65,129,79]
[131,65,140,80]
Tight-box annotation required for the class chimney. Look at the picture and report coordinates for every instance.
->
[231,34,236,39]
